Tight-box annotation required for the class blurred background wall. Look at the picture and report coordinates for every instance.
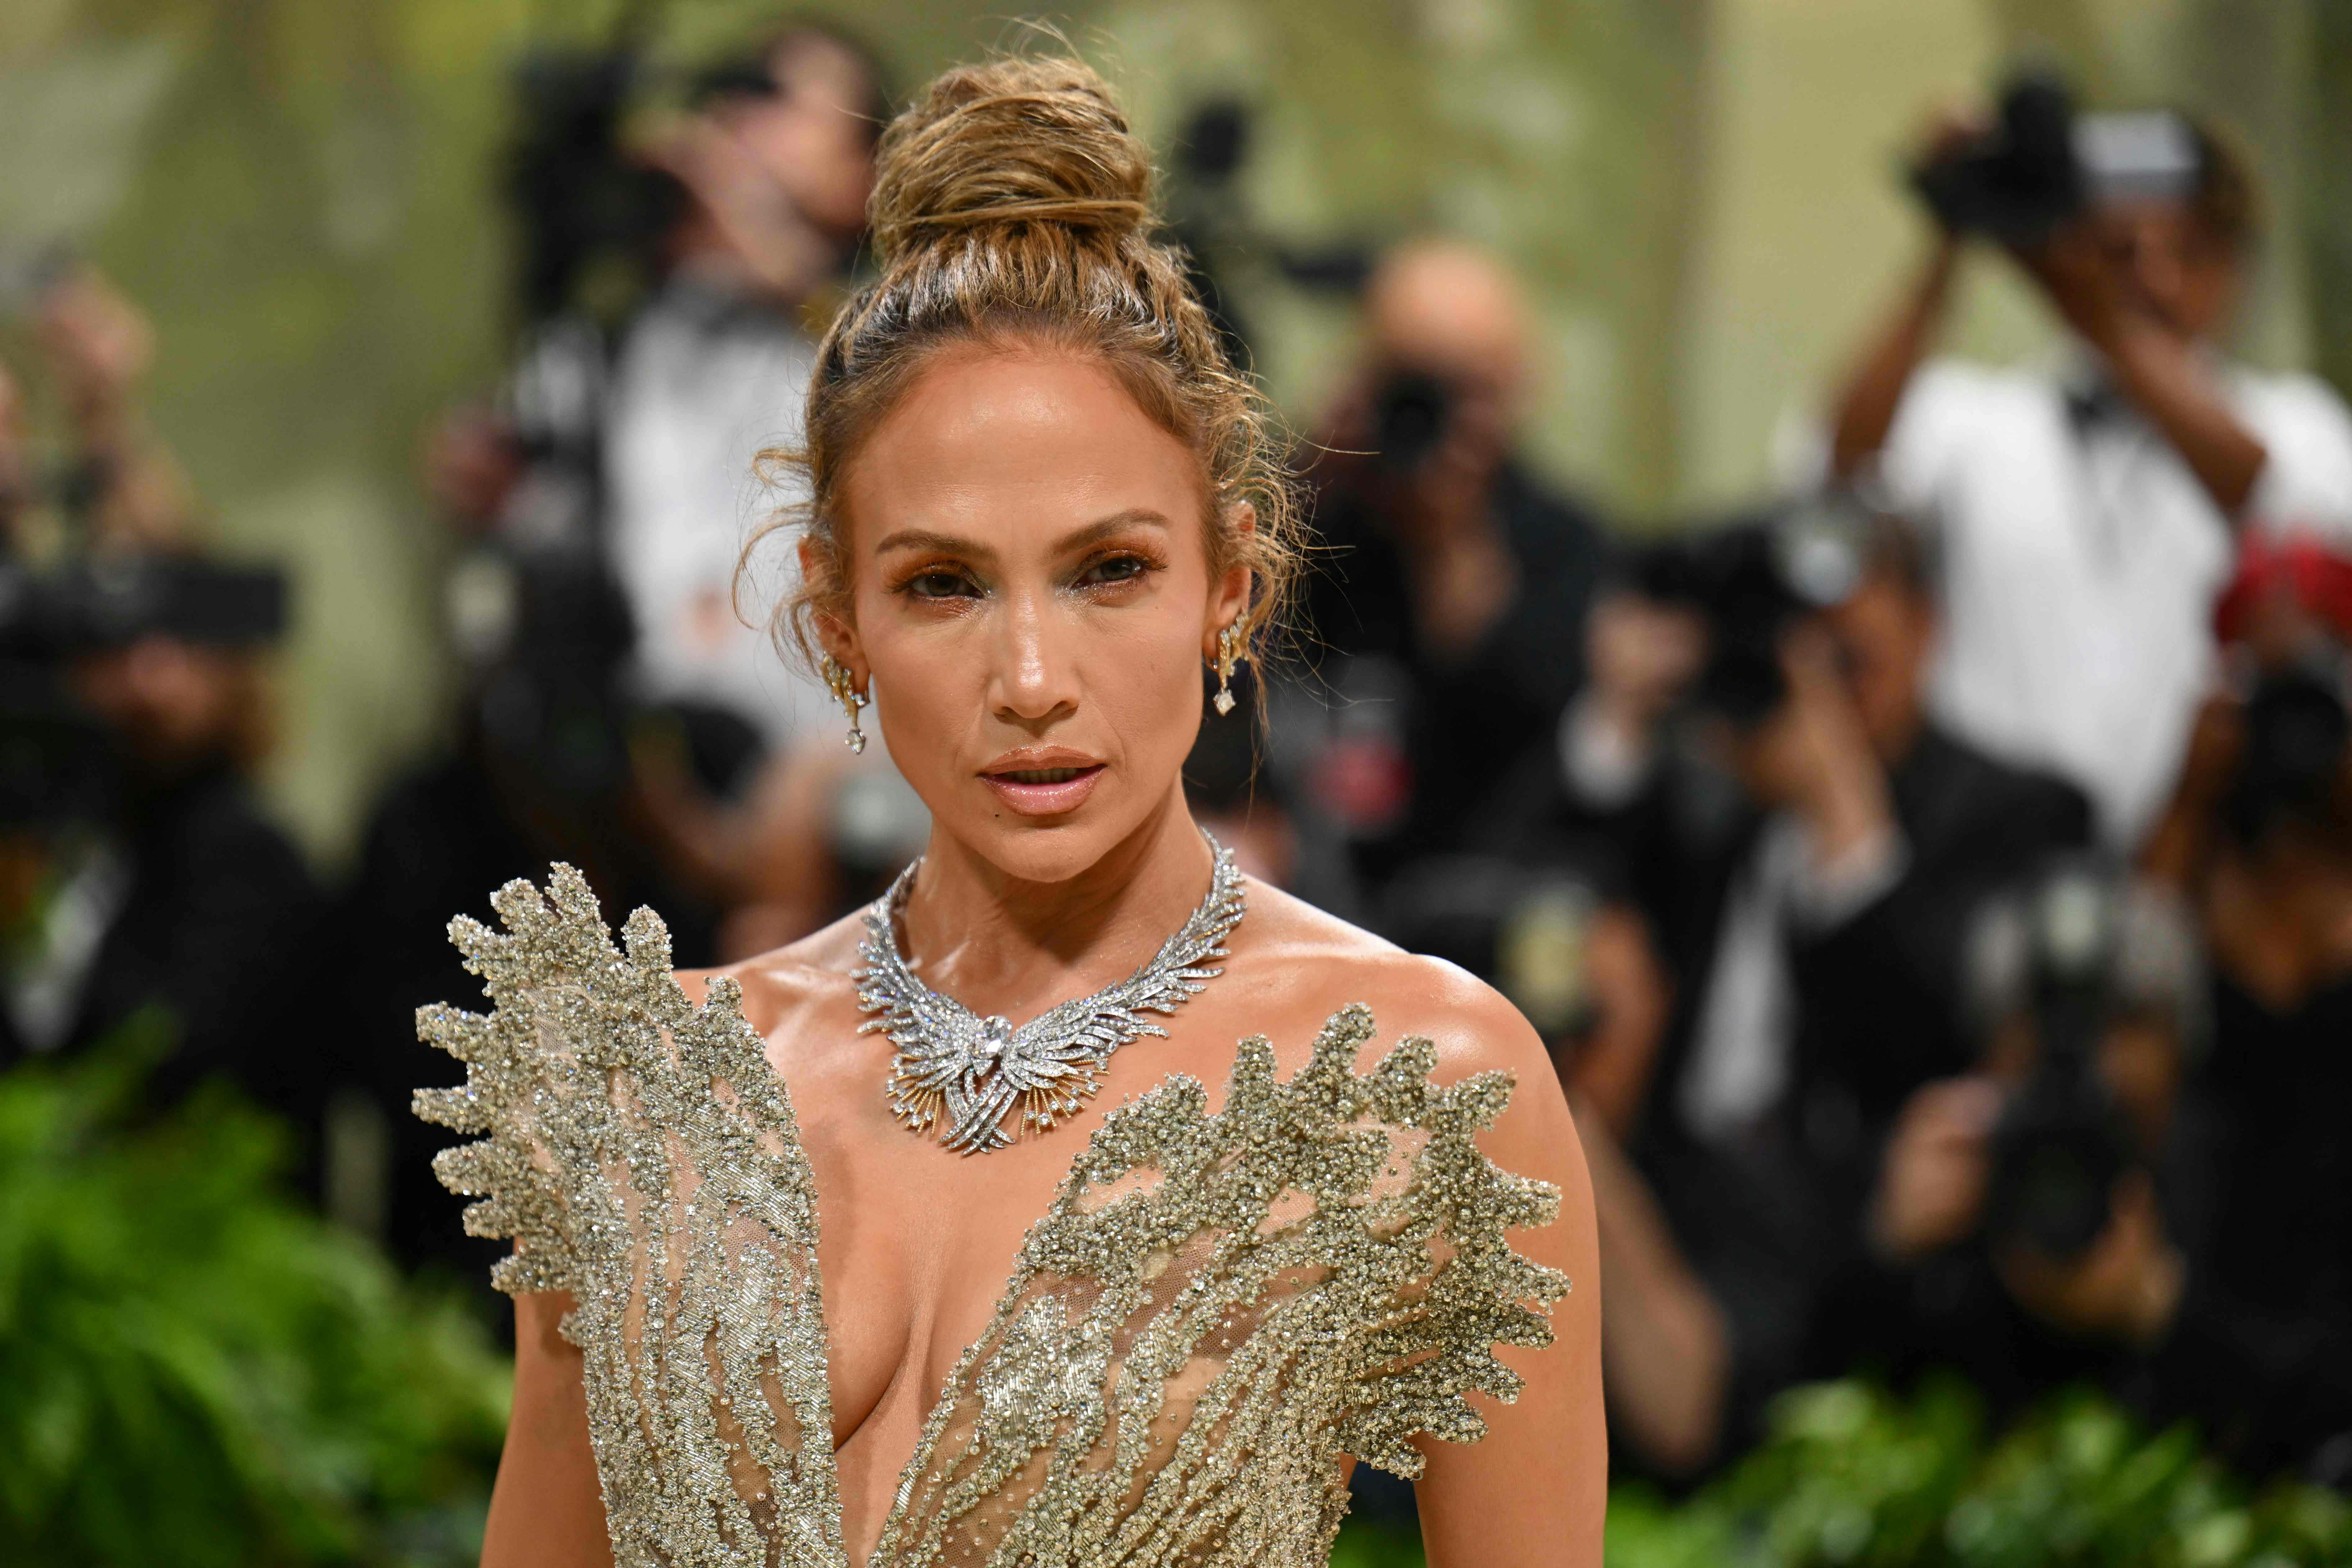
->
[0,0,2340,865]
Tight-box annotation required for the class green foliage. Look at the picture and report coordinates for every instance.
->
[1336,1379,2352,1567]
[0,1019,506,1567]
[1332,1512,1433,1568]
[1604,1381,2352,1568]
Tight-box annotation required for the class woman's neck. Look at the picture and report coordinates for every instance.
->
[896,788,1219,1023]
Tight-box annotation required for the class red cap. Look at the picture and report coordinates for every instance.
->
[2213,533,2352,647]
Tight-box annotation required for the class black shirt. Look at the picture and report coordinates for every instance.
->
[1299,457,1614,898]
[0,766,325,1113]
[2152,971,2352,1482]
[1790,725,2097,1156]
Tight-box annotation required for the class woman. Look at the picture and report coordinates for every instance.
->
[418,56,1602,1568]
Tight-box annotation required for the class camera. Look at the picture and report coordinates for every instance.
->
[46,553,287,650]
[2223,656,2352,848]
[1910,71,2083,246]
[1911,69,2207,246]
[1370,371,1455,475]
[1979,861,2135,1261]
[0,553,288,830]
[506,43,686,324]
[1635,495,1866,727]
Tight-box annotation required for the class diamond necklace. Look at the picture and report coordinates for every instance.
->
[855,832,1248,1155]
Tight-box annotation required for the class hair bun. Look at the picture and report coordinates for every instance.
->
[868,58,1153,264]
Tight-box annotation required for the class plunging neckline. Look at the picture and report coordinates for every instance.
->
[790,1035,1147,1562]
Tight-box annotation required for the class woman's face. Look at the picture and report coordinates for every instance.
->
[824,347,1247,886]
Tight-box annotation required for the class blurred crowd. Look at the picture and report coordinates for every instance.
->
[1,26,2347,1506]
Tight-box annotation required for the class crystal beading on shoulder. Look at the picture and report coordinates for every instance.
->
[411,866,846,1568]
[855,829,1249,1154]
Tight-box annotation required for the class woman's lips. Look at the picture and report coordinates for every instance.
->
[982,763,1105,816]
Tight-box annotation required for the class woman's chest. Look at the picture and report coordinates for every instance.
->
[780,1015,1283,1560]
[775,987,1340,1440]
[804,1119,1068,1438]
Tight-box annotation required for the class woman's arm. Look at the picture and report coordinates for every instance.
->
[1405,979,1606,1568]
[481,1292,613,1568]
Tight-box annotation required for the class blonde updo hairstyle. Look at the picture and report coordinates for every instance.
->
[749,56,1300,682]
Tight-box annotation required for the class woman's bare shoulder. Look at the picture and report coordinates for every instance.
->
[1233,878,1556,1091]
[676,910,866,1039]
[1233,879,1587,1214]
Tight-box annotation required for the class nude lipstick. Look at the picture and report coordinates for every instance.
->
[980,747,1106,816]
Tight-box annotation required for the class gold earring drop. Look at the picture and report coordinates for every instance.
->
[822,654,869,753]
[1211,621,1247,715]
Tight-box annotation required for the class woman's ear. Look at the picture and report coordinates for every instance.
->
[1204,502,1257,655]
[799,535,867,684]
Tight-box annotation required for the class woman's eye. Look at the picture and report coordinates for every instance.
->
[1078,555,1150,587]
[906,569,977,599]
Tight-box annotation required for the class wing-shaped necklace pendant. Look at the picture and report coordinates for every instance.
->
[855,831,1248,1154]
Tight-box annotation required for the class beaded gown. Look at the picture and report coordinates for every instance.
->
[414,867,1569,1568]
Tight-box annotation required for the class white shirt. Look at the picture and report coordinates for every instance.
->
[1871,357,2352,846]
[604,276,828,751]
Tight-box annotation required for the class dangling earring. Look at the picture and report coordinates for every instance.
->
[821,653,869,753]
[1211,621,1247,716]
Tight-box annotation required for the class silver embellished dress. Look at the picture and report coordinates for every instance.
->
[415,867,1569,1568]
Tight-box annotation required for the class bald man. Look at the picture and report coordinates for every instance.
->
[1296,238,1617,904]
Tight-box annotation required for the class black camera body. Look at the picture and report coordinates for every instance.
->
[1370,371,1455,476]
[2224,658,2352,848]
[1982,864,2135,1261]
[0,553,287,831]
[1910,71,2084,245]
[1635,498,1865,727]
[507,45,686,325]
[1911,69,2211,249]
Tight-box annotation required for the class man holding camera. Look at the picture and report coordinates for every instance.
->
[1298,239,1616,905]
[1854,864,2211,1431]
[1825,83,2352,848]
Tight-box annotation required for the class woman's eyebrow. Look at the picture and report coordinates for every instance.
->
[1053,509,1173,553]
[870,509,1172,559]
[870,526,993,558]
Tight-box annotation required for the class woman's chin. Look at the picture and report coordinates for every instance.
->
[946,802,1139,886]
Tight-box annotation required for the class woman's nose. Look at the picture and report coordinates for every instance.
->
[988,590,1080,727]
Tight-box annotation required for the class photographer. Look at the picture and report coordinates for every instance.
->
[1297,239,1616,900]
[428,21,884,752]
[0,262,199,556]
[1824,80,2352,848]
[1515,504,2093,1462]
[1854,865,2212,1437]
[0,262,318,1110]
[1759,518,2096,1202]
[0,551,321,1115]
[2121,546,2352,1483]
[1553,507,2090,1153]
[603,22,882,750]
